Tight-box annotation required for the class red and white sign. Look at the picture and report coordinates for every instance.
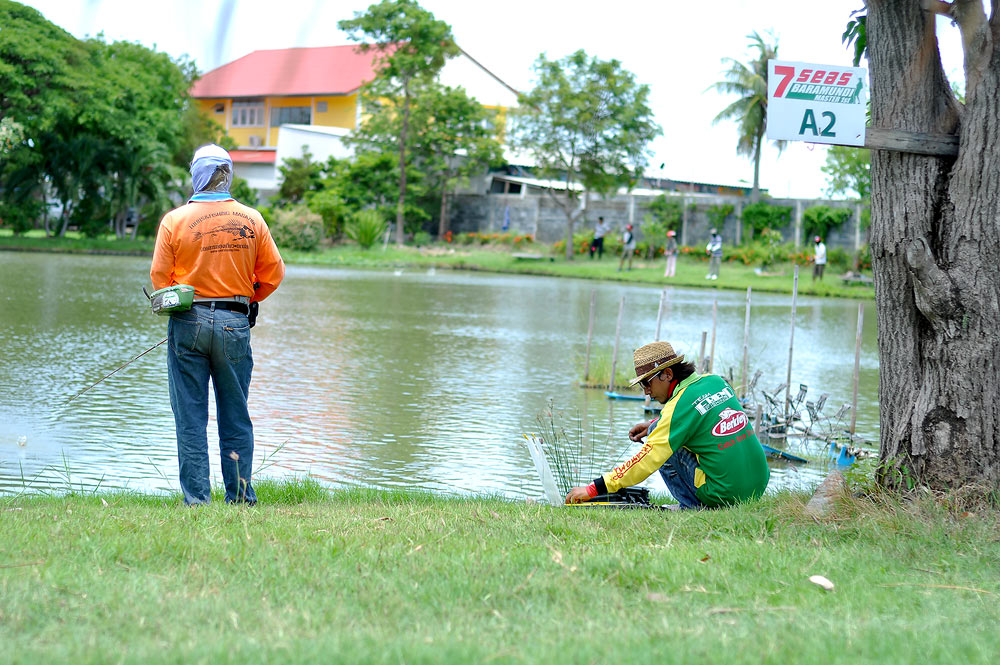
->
[712,408,748,437]
[767,59,868,147]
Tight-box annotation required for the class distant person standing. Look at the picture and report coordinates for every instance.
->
[813,235,827,281]
[590,216,610,259]
[663,229,678,277]
[618,224,637,271]
[705,228,723,280]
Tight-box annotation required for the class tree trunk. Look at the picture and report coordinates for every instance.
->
[868,0,999,491]
[438,187,448,238]
[396,80,410,246]
[750,137,761,204]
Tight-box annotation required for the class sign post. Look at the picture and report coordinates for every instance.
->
[767,60,868,147]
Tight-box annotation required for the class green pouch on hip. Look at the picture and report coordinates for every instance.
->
[147,285,195,315]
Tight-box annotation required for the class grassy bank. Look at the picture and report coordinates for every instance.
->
[1,479,996,664]
[0,230,875,299]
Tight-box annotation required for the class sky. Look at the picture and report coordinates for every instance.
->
[20,0,970,199]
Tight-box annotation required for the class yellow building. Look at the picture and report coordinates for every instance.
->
[191,44,521,196]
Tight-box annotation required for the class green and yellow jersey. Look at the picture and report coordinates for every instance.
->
[595,373,769,507]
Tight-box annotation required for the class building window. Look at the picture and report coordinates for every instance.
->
[213,103,225,114]
[231,100,265,127]
[316,101,328,113]
[270,106,312,127]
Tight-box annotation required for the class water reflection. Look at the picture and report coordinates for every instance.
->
[0,253,880,499]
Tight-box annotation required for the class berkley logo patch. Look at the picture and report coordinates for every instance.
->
[712,408,747,437]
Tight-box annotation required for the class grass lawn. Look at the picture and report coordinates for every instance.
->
[1,479,996,664]
[0,230,875,299]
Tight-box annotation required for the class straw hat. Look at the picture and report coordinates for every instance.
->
[628,341,685,387]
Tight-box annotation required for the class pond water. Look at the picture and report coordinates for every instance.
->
[0,252,880,500]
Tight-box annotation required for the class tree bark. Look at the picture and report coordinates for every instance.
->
[867,0,999,491]
[396,79,410,246]
[438,186,448,238]
[751,135,762,204]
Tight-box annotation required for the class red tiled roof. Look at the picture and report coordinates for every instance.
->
[191,45,380,99]
[230,150,277,164]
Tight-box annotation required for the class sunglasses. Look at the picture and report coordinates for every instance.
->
[638,369,664,389]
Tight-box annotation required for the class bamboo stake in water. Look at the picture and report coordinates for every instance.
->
[583,290,597,382]
[698,331,707,372]
[755,404,763,440]
[708,299,718,373]
[654,288,667,341]
[741,287,751,398]
[784,265,799,421]
[850,302,864,436]
[608,295,625,392]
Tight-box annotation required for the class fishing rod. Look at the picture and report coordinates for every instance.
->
[65,337,168,404]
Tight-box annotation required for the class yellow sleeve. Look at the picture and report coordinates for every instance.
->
[602,398,683,493]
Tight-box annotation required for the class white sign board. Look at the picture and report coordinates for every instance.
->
[767,60,868,146]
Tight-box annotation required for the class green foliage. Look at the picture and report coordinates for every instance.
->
[350,78,503,237]
[511,49,660,258]
[803,205,852,240]
[0,3,200,238]
[645,194,682,230]
[711,31,786,199]
[757,227,784,269]
[412,230,431,246]
[641,194,681,256]
[842,10,867,67]
[269,205,325,251]
[274,147,324,205]
[741,201,792,236]
[822,145,871,200]
[305,188,350,239]
[707,204,735,231]
[0,199,41,235]
[339,0,459,244]
[346,209,388,249]
[229,176,258,206]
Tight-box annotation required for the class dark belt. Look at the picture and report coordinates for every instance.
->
[194,301,249,316]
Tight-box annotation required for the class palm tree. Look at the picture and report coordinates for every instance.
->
[711,31,785,204]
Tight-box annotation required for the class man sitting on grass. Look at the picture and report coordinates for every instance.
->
[566,341,769,509]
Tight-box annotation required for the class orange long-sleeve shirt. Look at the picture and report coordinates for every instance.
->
[150,200,284,302]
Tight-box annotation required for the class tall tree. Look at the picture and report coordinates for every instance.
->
[0,1,199,238]
[339,0,459,245]
[863,1,999,493]
[711,31,786,204]
[511,50,660,260]
[351,77,503,236]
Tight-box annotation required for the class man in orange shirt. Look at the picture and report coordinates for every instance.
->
[151,144,284,505]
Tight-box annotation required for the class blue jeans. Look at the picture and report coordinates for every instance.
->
[658,447,704,509]
[167,304,255,505]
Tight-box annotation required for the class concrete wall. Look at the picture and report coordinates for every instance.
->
[449,191,868,252]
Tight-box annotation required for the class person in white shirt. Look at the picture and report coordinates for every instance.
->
[813,235,827,281]
[590,217,610,259]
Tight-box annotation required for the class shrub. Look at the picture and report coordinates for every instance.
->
[741,202,792,240]
[0,200,41,235]
[306,188,349,238]
[803,205,852,241]
[412,230,431,247]
[346,209,388,249]
[270,205,324,251]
